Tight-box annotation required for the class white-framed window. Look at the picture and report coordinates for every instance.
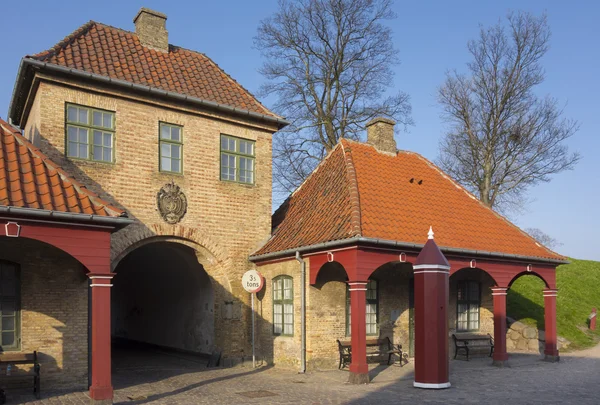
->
[346,280,378,336]
[273,276,293,336]
[457,281,480,331]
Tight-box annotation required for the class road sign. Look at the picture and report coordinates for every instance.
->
[242,269,264,293]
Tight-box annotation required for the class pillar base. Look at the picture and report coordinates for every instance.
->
[89,386,113,404]
[90,400,113,405]
[492,359,510,367]
[348,372,370,384]
[544,354,560,363]
[413,381,451,389]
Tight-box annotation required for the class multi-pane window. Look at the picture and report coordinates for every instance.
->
[159,123,183,173]
[220,135,255,184]
[66,104,114,162]
[457,281,480,331]
[0,262,19,351]
[346,280,378,336]
[273,276,293,336]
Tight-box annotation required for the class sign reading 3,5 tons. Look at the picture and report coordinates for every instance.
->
[242,270,264,293]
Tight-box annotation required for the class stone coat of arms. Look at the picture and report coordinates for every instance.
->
[157,181,187,224]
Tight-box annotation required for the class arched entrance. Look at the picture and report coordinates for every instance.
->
[112,241,215,357]
[449,267,497,337]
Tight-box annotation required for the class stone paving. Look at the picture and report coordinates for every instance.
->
[7,343,600,404]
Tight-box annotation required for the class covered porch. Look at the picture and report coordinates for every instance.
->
[307,235,562,384]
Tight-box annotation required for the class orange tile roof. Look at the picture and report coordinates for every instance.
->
[27,21,277,118]
[255,139,564,261]
[0,119,124,217]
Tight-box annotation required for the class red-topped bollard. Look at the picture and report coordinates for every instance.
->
[590,308,597,331]
[413,227,451,389]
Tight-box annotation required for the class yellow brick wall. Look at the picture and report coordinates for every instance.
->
[21,75,278,364]
[0,238,88,389]
[257,259,496,369]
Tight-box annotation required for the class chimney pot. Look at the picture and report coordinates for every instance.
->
[366,117,397,154]
[134,8,169,52]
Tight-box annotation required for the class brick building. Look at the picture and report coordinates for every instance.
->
[0,6,566,403]
[2,7,286,403]
[250,118,566,384]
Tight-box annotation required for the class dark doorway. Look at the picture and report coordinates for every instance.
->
[111,242,215,357]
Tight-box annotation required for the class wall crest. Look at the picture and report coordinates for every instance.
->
[157,181,187,224]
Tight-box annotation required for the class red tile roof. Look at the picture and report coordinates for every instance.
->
[0,119,124,217]
[255,139,564,262]
[27,21,277,118]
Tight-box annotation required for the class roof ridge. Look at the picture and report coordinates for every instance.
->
[401,150,565,260]
[29,21,97,61]
[340,139,362,237]
[0,121,124,217]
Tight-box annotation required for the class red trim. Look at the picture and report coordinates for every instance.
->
[543,290,559,357]
[0,218,114,401]
[492,289,509,362]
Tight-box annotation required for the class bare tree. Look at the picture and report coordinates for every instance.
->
[525,228,562,251]
[437,12,580,213]
[256,0,412,193]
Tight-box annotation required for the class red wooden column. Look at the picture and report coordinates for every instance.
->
[348,280,369,384]
[543,288,560,362]
[88,272,115,404]
[491,287,509,366]
[413,228,450,389]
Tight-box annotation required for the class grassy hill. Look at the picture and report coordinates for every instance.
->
[507,258,600,350]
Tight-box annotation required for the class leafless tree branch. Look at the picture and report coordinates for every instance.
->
[437,11,580,213]
[256,0,413,194]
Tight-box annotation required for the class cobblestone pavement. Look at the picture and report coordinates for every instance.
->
[8,343,600,404]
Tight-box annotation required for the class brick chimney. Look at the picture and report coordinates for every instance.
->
[134,8,169,52]
[366,117,397,154]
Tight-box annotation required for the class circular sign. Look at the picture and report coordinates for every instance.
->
[242,270,264,293]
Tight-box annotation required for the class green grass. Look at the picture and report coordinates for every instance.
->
[507,258,600,350]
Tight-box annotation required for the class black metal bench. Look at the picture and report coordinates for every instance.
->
[337,337,402,369]
[0,351,41,400]
[452,333,494,361]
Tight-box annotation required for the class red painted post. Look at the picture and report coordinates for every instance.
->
[88,272,114,404]
[413,228,450,389]
[491,287,509,366]
[543,289,560,362]
[590,308,597,331]
[348,280,369,384]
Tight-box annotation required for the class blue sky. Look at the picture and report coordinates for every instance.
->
[0,1,598,260]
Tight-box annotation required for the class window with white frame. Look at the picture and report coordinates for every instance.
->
[273,276,293,336]
[346,280,378,336]
[457,281,480,331]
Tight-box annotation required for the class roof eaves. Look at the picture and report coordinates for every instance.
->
[249,236,570,265]
[0,121,125,218]
[11,59,289,128]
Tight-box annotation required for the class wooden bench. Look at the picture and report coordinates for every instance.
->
[0,351,41,400]
[337,337,402,369]
[452,333,494,361]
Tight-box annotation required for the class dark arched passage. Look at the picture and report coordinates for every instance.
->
[112,241,215,354]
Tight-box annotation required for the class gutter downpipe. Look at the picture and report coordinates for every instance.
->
[295,251,307,373]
